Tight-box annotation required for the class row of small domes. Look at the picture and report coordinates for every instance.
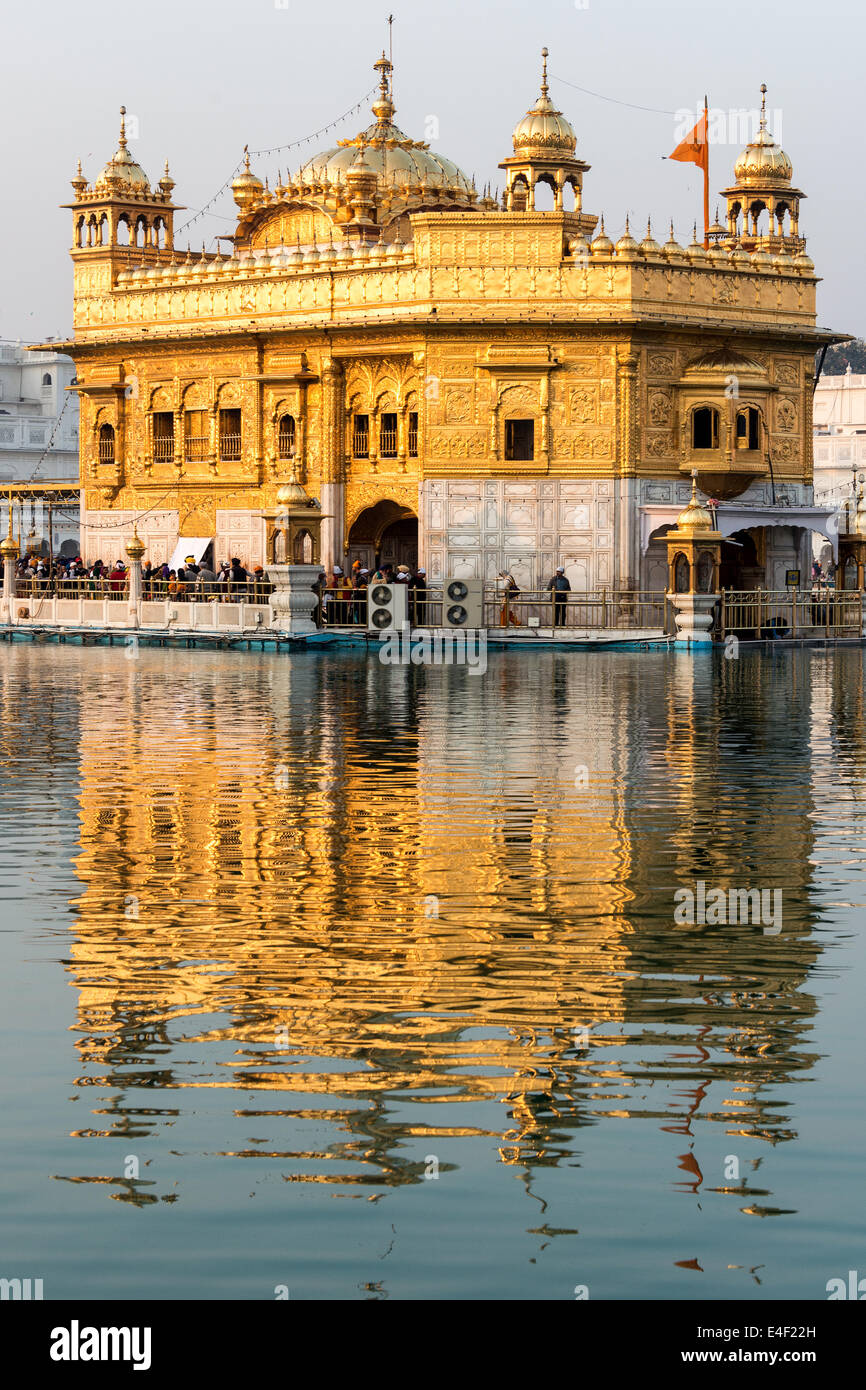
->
[115,236,413,283]
[569,218,814,271]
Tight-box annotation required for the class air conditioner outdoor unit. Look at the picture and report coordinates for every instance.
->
[441,578,483,629]
[367,581,408,632]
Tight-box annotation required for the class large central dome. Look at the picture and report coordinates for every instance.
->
[296,54,475,199]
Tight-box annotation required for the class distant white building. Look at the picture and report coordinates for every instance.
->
[0,344,80,556]
[813,366,866,516]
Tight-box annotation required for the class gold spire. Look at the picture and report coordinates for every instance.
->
[372,52,395,126]
[675,470,713,532]
[118,105,128,150]
[540,46,549,99]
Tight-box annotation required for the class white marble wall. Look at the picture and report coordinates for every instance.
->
[215,510,266,568]
[421,477,616,591]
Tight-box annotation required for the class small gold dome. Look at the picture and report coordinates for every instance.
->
[640,219,663,258]
[733,86,792,185]
[615,217,640,256]
[95,108,149,192]
[686,225,709,263]
[125,531,145,560]
[0,532,18,556]
[276,480,310,507]
[232,147,264,209]
[676,475,713,531]
[590,215,613,255]
[663,222,687,260]
[512,49,577,156]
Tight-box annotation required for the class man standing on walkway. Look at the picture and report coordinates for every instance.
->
[547,566,571,627]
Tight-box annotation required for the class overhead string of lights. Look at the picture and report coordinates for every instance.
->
[549,72,678,117]
[176,84,379,237]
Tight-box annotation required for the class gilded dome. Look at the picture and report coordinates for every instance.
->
[614,217,639,256]
[733,86,792,185]
[232,147,264,209]
[511,49,577,156]
[95,108,150,192]
[590,216,613,255]
[676,476,713,531]
[277,479,312,507]
[297,55,474,201]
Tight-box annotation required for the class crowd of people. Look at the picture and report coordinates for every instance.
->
[316,561,429,625]
[15,549,578,623]
[316,561,575,627]
[14,553,272,601]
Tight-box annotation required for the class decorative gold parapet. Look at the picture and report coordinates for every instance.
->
[67,205,820,343]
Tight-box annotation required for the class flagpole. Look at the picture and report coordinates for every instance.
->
[703,94,710,248]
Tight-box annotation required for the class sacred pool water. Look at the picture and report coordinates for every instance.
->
[1,642,863,1299]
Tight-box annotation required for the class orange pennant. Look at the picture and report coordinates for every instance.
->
[669,113,708,173]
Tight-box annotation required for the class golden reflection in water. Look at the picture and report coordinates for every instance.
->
[35,646,835,1200]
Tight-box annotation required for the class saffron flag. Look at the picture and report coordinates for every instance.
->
[668,112,708,173]
[668,101,709,247]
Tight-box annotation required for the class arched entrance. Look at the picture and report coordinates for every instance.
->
[346,499,418,572]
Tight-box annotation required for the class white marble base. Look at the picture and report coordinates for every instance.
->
[668,591,718,646]
[267,563,323,634]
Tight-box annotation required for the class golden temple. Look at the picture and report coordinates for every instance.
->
[51,55,842,589]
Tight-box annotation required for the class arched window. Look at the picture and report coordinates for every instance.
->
[692,406,719,450]
[674,553,690,593]
[736,407,760,450]
[533,178,556,211]
[379,412,398,458]
[277,414,296,459]
[42,373,52,387]
[117,217,130,247]
[696,551,715,593]
[98,423,115,463]
[293,529,313,564]
[505,418,535,461]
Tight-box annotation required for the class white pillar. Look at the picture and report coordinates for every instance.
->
[267,563,324,635]
[320,482,344,574]
[125,534,144,628]
[668,591,717,646]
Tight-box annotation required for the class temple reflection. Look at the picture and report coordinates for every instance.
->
[50,646,837,1204]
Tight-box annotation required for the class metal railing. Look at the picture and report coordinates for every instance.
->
[184,435,208,461]
[318,587,669,631]
[219,433,242,461]
[485,588,668,631]
[16,577,124,599]
[153,437,174,462]
[13,576,274,603]
[717,588,862,639]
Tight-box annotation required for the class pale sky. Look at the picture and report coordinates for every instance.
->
[1,0,859,343]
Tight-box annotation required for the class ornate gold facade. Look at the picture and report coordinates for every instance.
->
[52,55,842,587]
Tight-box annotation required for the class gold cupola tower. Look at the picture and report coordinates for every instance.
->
[499,46,594,234]
[719,85,805,252]
[63,106,181,267]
